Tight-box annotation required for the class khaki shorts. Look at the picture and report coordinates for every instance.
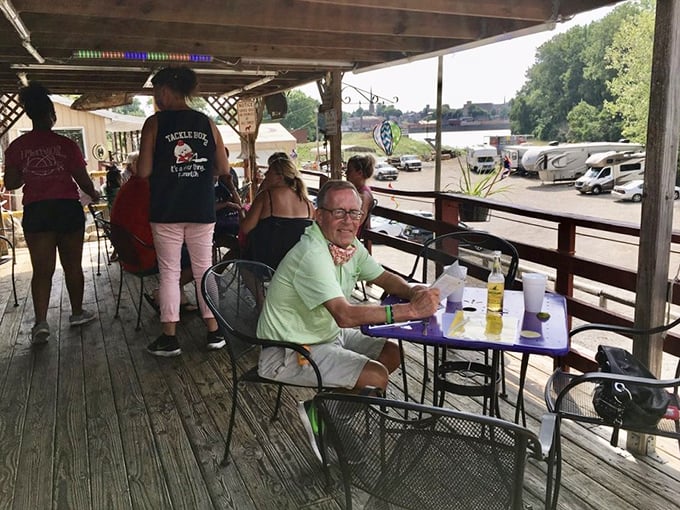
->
[258,328,386,389]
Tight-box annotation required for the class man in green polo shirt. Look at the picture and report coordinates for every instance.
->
[257,179,439,461]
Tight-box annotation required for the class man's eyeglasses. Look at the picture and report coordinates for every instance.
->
[321,207,364,221]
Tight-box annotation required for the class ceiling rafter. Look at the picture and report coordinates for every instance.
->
[0,1,620,102]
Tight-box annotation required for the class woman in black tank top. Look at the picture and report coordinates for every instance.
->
[240,156,315,269]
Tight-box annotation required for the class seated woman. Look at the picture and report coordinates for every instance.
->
[240,156,314,269]
[345,154,376,238]
[110,153,196,312]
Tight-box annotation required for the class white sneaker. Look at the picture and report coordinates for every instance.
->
[69,309,97,326]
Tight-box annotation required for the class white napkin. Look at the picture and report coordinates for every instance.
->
[430,261,465,298]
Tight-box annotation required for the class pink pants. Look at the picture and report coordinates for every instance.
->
[150,222,215,323]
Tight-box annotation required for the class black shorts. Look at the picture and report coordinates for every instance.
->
[22,199,86,234]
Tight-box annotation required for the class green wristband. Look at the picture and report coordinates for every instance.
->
[385,305,394,324]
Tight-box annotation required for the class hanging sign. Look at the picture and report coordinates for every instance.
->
[237,98,257,134]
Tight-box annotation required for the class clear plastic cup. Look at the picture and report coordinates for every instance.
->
[523,273,547,313]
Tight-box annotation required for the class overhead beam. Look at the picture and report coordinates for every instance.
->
[13,0,541,39]
[22,15,458,53]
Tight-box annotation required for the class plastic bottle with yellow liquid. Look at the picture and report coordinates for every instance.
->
[486,250,504,313]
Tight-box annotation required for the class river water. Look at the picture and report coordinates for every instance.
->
[408,129,511,149]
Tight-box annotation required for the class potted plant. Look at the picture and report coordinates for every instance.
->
[445,156,511,222]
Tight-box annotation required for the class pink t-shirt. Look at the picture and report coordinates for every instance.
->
[4,130,85,205]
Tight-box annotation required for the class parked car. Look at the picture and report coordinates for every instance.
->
[387,154,423,172]
[369,216,405,238]
[613,179,680,202]
[399,211,434,243]
[374,162,399,181]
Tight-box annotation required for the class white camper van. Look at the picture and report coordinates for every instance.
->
[466,144,498,173]
[521,141,645,183]
[574,151,645,195]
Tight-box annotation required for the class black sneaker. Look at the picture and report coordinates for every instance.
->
[298,400,323,462]
[146,334,181,357]
[206,330,226,350]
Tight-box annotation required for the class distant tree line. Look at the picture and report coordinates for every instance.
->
[510,0,654,144]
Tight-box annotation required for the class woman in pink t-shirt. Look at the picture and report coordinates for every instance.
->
[3,82,100,344]
[345,154,376,239]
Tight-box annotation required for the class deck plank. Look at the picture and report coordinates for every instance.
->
[98,303,172,509]
[54,300,92,509]
[11,272,62,510]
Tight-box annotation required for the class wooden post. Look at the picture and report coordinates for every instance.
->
[329,71,343,179]
[630,0,680,455]
[434,56,443,192]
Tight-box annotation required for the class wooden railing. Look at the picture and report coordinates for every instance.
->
[302,170,680,373]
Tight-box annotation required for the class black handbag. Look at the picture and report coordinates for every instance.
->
[592,345,670,445]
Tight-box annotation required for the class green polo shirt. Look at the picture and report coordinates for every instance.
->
[256,222,384,345]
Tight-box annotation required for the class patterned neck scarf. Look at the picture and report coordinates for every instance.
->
[328,242,357,266]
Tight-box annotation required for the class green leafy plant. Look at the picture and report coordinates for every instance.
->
[445,156,511,198]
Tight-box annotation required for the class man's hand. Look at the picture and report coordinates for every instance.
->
[407,287,440,318]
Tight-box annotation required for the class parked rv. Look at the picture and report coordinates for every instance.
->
[574,151,645,195]
[466,144,498,173]
[521,141,645,183]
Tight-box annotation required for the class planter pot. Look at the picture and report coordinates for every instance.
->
[459,203,490,222]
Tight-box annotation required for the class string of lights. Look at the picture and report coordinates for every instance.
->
[72,50,212,62]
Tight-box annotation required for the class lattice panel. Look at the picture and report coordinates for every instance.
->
[0,94,23,139]
[206,96,239,131]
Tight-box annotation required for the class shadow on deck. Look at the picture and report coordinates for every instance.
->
[0,241,679,509]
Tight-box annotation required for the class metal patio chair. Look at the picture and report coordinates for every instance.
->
[405,230,519,415]
[544,316,680,510]
[0,234,18,307]
[97,218,158,330]
[314,392,557,510]
[201,259,325,466]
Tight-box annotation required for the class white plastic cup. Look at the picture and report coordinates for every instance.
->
[446,266,468,303]
[523,273,547,313]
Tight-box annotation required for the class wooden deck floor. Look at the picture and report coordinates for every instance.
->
[1,241,680,509]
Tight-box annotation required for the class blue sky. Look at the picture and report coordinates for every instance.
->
[297,4,618,113]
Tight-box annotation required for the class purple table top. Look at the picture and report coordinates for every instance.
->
[362,288,570,357]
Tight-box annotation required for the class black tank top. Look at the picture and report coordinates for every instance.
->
[246,191,313,269]
[149,110,217,223]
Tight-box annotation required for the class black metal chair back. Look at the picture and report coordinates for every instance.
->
[409,230,519,288]
[201,259,325,465]
[88,203,111,275]
[403,230,520,413]
[99,219,158,330]
[314,392,556,510]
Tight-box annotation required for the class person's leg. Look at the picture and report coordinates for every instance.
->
[24,231,58,324]
[376,339,401,374]
[183,222,218,332]
[150,222,184,336]
[342,329,397,392]
[178,244,197,309]
[56,228,86,316]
